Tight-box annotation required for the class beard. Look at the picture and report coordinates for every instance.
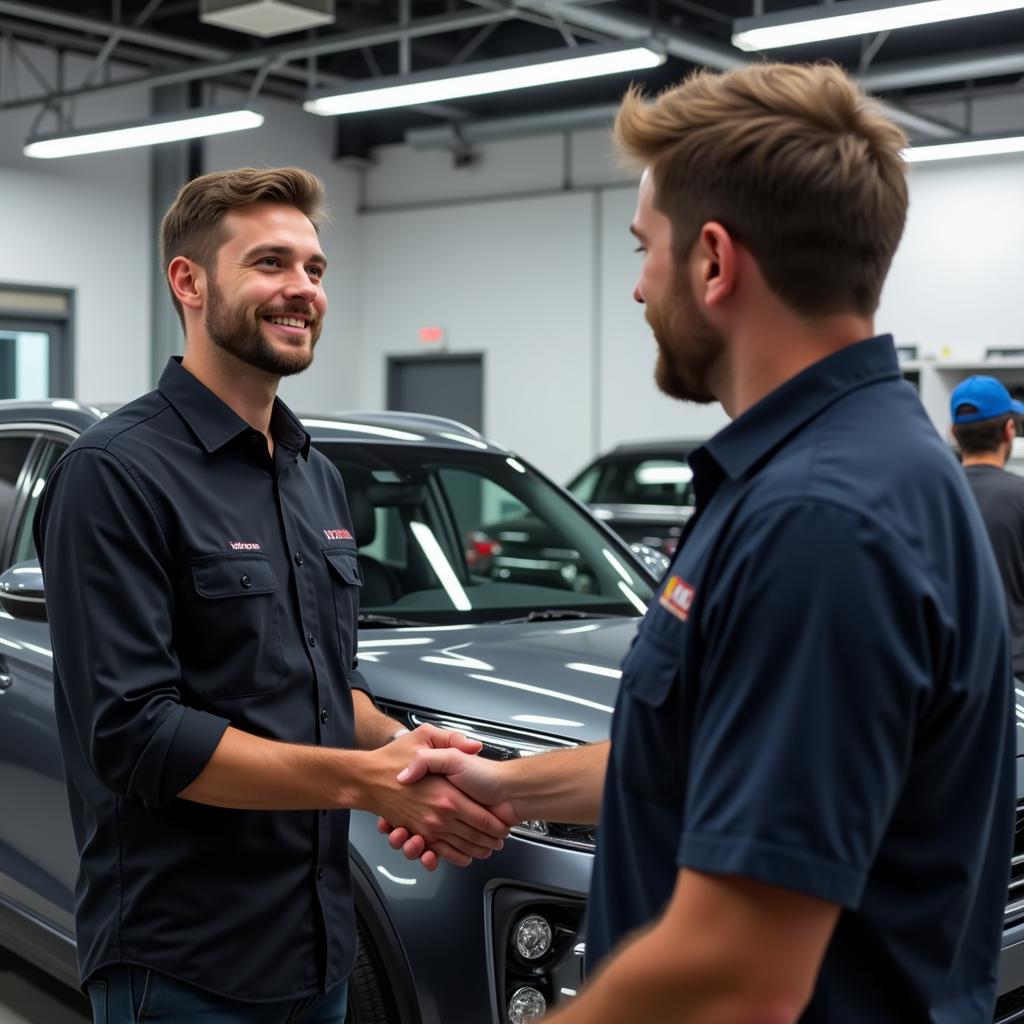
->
[646,273,723,405]
[205,277,321,378]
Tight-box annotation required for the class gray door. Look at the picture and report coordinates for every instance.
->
[387,355,484,433]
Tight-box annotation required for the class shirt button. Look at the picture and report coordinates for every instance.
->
[316,866,324,881]
[294,552,304,566]
[240,574,252,589]
[307,632,317,648]
[320,708,329,724]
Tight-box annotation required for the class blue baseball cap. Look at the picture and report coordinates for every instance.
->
[950,375,1024,425]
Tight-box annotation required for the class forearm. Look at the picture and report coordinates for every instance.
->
[178,725,374,810]
[500,741,608,823]
[352,689,405,749]
[545,920,798,1024]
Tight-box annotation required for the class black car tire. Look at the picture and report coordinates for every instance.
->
[347,915,401,1024]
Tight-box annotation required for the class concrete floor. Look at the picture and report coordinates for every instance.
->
[0,950,89,1024]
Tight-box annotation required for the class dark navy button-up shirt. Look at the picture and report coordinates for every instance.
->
[587,336,1016,1021]
[34,358,368,1001]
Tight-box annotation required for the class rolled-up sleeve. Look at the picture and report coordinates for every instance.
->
[34,447,229,806]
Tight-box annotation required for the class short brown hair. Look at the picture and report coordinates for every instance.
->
[614,62,909,316]
[952,409,1012,456]
[160,166,327,327]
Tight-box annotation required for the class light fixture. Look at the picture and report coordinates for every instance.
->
[24,106,264,159]
[303,39,665,117]
[903,133,1024,163]
[733,0,1024,52]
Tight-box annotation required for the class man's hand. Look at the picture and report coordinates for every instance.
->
[364,726,511,869]
[378,746,521,870]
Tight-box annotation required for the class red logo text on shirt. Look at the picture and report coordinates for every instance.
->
[659,575,696,622]
[229,541,262,551]
[323,528,353,541]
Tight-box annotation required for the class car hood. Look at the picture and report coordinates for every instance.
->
[357,617,640,745]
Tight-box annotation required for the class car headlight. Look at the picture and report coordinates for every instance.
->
[386,706,597,851]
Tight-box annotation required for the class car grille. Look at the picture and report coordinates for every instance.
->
[1007,803,1024,928]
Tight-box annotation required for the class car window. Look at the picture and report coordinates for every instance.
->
[592,457,695,507]
[11,440,66,565]
[0,435,36,563]
[323,444,654,623]
[567,463,600,503]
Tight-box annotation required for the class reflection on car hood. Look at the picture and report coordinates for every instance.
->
[358,618,639,744]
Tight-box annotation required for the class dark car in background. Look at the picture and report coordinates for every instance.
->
[566,440,698,556]
[0,404,1023,1024]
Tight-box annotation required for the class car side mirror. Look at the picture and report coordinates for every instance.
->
[0,559,47,622]
[629,543,671,580]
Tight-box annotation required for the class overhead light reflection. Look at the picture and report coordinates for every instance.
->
[359,637,434,648]
[506,457,527,474]
[602,549,634,585]
[302,419,425,441]
[512,714,585,728]
[565,662,621,680]
[558,624,601,635]
[468,673,614,713]
[410,521,472,611]
[617,581,648,615]
[440,432,489,450]
[376,866,417,886]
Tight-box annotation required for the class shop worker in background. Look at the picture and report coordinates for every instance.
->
[34,167,510,1024]
[952,374,1024,680]
[382,63,1017,1023]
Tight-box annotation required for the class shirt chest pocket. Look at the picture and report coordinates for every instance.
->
[182,554,285,700]
[324,548,362,674]
[610,623,689,802]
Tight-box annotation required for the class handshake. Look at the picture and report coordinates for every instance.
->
[367,723,523,871]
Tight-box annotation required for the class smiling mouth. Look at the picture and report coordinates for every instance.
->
[264,314,311,330]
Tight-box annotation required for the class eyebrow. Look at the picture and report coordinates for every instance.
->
[242,244,327,269]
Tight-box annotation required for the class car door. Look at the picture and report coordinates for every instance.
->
[0,433,77,936]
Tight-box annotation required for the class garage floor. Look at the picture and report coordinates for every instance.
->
[0,951,89,1024]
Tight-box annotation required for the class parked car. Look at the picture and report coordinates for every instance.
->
[566,440,699,556]
[0,403,1022,1023]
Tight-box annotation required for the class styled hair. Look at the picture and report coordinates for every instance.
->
[952,408,1012,456]
[160,166,327,327]
[614,62,909,316]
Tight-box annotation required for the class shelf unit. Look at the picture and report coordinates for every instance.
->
[901,358,1024,441]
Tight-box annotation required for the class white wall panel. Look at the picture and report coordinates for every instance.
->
[358,192,594,482]
[0,48,151,404]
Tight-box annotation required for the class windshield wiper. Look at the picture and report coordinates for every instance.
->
[358,612,432,628]
[497,609,619,624]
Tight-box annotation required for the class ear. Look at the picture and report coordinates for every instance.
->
[167,256,205,313]
[1006,418,1018,444]
[693,222,739,309]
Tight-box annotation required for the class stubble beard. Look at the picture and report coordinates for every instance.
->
[647,274,722,405]
[205,277,321,378]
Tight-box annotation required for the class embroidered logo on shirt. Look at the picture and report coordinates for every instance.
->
[229,541,262,551]
[659,575,695,622]
[323,528,353,541]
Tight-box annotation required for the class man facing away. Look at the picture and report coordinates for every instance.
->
[384,64,1017,1023]
[952,374,1024,680]
[34,167,507,1024]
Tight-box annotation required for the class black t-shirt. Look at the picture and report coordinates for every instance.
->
[964,464,1024,677]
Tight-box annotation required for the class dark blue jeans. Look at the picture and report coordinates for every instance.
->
[86,965,348,1024]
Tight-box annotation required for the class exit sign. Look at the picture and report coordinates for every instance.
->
[418,326,445,346]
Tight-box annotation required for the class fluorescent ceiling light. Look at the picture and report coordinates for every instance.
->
[902,134,1024,162]
[24,106,264,159]
[733,0,1024,52]
[303,40,665,116]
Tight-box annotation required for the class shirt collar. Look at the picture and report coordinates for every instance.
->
[697,334,901,484]
[158,357,311,459]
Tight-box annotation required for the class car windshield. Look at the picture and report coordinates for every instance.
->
[575,455,696,507]
[318,442,655,624]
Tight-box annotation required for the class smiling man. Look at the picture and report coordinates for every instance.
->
[34,167,508,1024]
[385,65,1017,1023]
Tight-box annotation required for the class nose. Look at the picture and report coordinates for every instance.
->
[283,266,319,302]
[633,282,645,304]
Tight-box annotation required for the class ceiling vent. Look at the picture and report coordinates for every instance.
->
[200,0,336,37]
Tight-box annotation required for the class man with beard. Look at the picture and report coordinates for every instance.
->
[381,65,1016,1022]
[33,167,510,1024]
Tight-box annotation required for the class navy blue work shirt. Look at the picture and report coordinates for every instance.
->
[587,336,1016,1021]
[34,358,368,1002]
